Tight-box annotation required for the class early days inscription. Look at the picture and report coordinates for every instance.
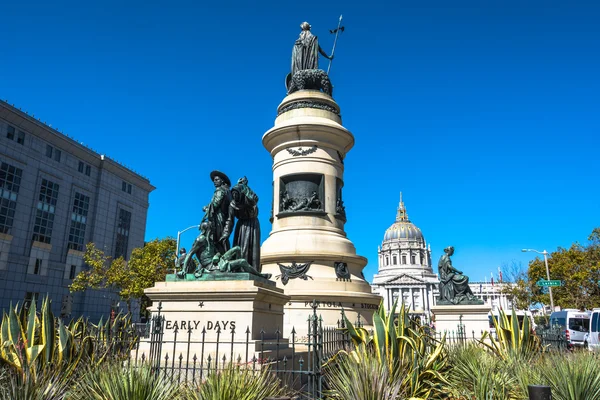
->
[165,320,237,331]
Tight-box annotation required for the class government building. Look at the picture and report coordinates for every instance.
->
[0,100,154,320]
[371,194,513,323]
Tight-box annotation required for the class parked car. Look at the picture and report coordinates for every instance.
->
[549,309,590,349]
[586,309,600,351]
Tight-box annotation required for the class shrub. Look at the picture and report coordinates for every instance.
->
[324,349,404,400]
[186,363,288,400]
[0,365,72,400]
[538,352,600,400]
[338,300,449,399]
[446,343,523,400]
[69,363,182,400]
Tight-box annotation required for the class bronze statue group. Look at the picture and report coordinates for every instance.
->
[176,171,271,280]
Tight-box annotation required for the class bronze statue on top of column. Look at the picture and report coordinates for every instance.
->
[286,18,344,96]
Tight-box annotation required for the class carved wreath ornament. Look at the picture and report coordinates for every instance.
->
[286,145,318,156]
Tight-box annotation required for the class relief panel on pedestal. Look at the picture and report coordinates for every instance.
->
[278,173,325,217]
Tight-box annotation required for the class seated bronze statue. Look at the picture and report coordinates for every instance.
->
[438,246,481,305]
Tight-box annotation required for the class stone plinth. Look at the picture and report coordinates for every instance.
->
[141,276,291,361]
[260,90,381,337]
[431,304,492,340]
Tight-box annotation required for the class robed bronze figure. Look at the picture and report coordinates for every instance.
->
[291,22,332,76]
[437,246,482,305]
[223,177,261,272]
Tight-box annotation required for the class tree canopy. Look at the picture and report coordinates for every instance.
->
[499,262,532,311]
[527,228,600,310]
[69,238,176,309]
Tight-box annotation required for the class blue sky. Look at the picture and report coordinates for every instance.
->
[1,1,599,282]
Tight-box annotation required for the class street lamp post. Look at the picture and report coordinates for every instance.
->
[522,248,554,312]
[175,225,200,270]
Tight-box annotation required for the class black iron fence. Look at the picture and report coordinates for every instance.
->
[537,327,569,351]
[124,301,355,399]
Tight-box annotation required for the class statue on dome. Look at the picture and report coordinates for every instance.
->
[437,246,482,305]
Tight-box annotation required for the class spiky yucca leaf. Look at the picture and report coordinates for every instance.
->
[324,350,405,400]
[446,343,523,400]
[479,309,540,361]
[1,365,73,400]
[70,363,182,400]
[538,351,600,400]
[186,363,288,400]
[338,300,449,399]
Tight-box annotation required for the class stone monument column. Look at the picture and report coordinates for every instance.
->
[261,90,381,337]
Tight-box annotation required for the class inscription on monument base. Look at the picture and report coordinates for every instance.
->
[165,320,237,331]
[302,300,378,310]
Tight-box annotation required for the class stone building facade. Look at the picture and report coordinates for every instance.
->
[0,100,154,321]
[371,194,438,322]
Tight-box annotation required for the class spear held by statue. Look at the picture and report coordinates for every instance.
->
[327,15,345,75]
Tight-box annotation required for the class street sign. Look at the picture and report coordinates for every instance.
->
[536,280,562,287]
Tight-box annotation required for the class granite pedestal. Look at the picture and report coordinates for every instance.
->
[140,274,291,362]
[431,303,492,340]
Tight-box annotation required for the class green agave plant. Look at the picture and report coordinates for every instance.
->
[479,309,541,361]
[186,363,288,400]
[0,295,129,382]
[337,300,449,400]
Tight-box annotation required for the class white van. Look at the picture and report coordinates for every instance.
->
[586,309,600,351]
[549,309,590,348]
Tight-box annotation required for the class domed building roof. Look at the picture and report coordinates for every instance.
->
[383,193,423,242]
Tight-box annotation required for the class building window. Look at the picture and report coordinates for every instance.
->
[68,192,90,251]
[402,255,407,264]
[33,258,42,275]
[69,264,77,279]
[411,254,416,264]
[122,181,132,194]
[5,126,23,145]
[0,162,22,234]
[46,145,61,162]
[392,255,397,265]
[32,179,59,244]
[114,208,131,259]
[78,161,91,176]
[385,256,389,266]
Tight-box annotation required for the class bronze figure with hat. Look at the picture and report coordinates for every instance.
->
[202,170,232,255]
